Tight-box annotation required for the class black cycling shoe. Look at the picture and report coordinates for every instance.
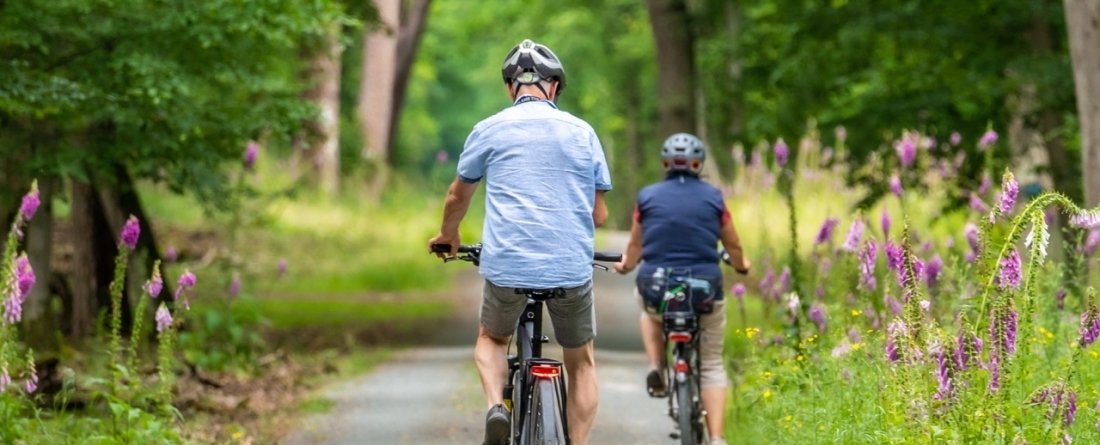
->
[483,404,510,445]
[646,369,667,398]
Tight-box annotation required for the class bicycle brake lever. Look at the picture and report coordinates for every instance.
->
[592,263,609,272]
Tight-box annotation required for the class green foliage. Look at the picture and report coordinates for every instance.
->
[0,0,355,209]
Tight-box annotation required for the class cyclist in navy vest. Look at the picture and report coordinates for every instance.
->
[428,39,611,445]
[614,133,750,445]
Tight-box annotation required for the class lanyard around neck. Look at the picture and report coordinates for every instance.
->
[513,95,558,109]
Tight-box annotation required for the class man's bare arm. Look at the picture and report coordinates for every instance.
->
[720,219,751,273]
[614,217,644,274]
[593,190,608,228]
[428,178,480,258]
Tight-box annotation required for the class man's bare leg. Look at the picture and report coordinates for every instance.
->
[474,324,510,407]
[562,341,598,445]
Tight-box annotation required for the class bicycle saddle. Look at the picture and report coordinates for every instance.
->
[515,288,566,301]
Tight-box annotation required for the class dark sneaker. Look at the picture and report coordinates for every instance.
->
[483,403,510,445]
[646,369,667,398]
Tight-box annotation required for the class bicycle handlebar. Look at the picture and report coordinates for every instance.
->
[431,243,622,263]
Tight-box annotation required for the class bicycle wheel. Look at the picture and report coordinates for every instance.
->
[526,378,565,445]
[675,377,696,445]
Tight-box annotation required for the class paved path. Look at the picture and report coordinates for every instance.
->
[285,232,678,445]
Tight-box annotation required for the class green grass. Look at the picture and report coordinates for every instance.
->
[257,299,451,329]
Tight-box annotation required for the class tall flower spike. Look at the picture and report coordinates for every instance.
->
[889,175,903,197]
[20,181,40,222]
[155,303,173,333]
[886,320,906,363]
[165,246,178,263]
[731,284,747,301]
[174,269,197,309]
[1083,229,1099,257]
[999,172,1018,214]
[858,238,877,292]
[881,210,892,238]
[244,141,260,169]
[228,274,241,297]
[978,129,999,150]
[896,134,917,168]
[24,356,37,394]
[924,255,943,287]
[933,342,952,400]
[998,250,1022,291]
[774,139,789,168]
[1025,216,1051,264]
[978,172,992,195]
[969,193,989,213]
[809,302,827,333]
[815,217,840,246]
[278,259,288,276]
[143,267,163,298]
[964,222,980,251]
[1069,210,1100,230]
[1005,306,1018,355]
[841,219,865,252]
[120,215,140,250]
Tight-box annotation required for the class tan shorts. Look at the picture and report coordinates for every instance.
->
[481,280,595,349]
[637,293,728,389]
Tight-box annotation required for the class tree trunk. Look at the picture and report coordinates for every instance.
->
[69,180,99,339]
[359,0,400,163]
[646,0,697,141]
[1064,0,1100,207]
[298,25,343,195]
[23,176,56,352]
[387,0,433,159]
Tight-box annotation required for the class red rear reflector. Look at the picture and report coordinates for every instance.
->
[668,332,693,343]
[531,364,560,379]
[675,360,689,373]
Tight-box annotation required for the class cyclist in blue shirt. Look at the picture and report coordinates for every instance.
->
[614,133,750,445]
[428,39,611,445]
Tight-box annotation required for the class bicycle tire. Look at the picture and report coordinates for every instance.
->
[676,376,696,445]
[527,378,565,445]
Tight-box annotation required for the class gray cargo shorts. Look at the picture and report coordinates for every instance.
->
[480,280,596,349]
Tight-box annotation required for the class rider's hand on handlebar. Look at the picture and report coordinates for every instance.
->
[734,257,752,275]
[427,232,460,259]
[612,261,632,275]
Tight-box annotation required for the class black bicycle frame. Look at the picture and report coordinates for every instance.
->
[507,297,571,445]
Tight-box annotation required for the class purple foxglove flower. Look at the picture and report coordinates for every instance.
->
[999,172,1018,214]
[881,210,891,238]
[886,320,906,362]
[786,293,800,317]
[244,141,259,169]
[848,326,862,344]
[921,240,933,253]
[174,269,196,309]
[920,300,931,312]
[165,246,178,263]
[949,131,961,146]
[969,193,989,214]
[1084,230,1100,256]
[774,139,790,168]
[841,219,865,252]
[896,136,917,168]
[933,343,952,400]
[815,217,840,245]
[772,334,784,345]
[997,250,1022,291]
[25,362,37,394]
[964,222,980,251]
[835,126,847,142]
[155,303,173,333]
[859,239,878,292]
[777,267,792,294]
[884,241,904,271]
[142,269,163,298]
[759,267,775,298]
[1005,307,1018,355]
[1069,211,1100,230]
[120,215,140,250]
[1079,311,1100,347]
[889,175,903,197]
[988,354,1001,392]
[831,340,852,358]
[228,274,241,297]
[20,183,40,222]
[886,295,902,315]
[1056,288,1068,311]
[978,129,998,150]
[978,172,992,195]
[809,302,827,332]
[1065,388,1077,427]
[924,255,943,286]
[897,257,923,289]
[15,255,35,297]
[731,283,747,301]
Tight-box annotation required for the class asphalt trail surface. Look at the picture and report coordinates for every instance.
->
[285,232,680,445]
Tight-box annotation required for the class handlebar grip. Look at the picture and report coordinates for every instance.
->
[593,252,622,262]
[431,244,453,254]
[431,243,481,254]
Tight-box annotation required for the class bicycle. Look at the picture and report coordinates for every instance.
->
[431,243,621,445]
[648,249,743,445]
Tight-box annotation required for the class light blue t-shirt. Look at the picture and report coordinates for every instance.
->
[457,96,612,289]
